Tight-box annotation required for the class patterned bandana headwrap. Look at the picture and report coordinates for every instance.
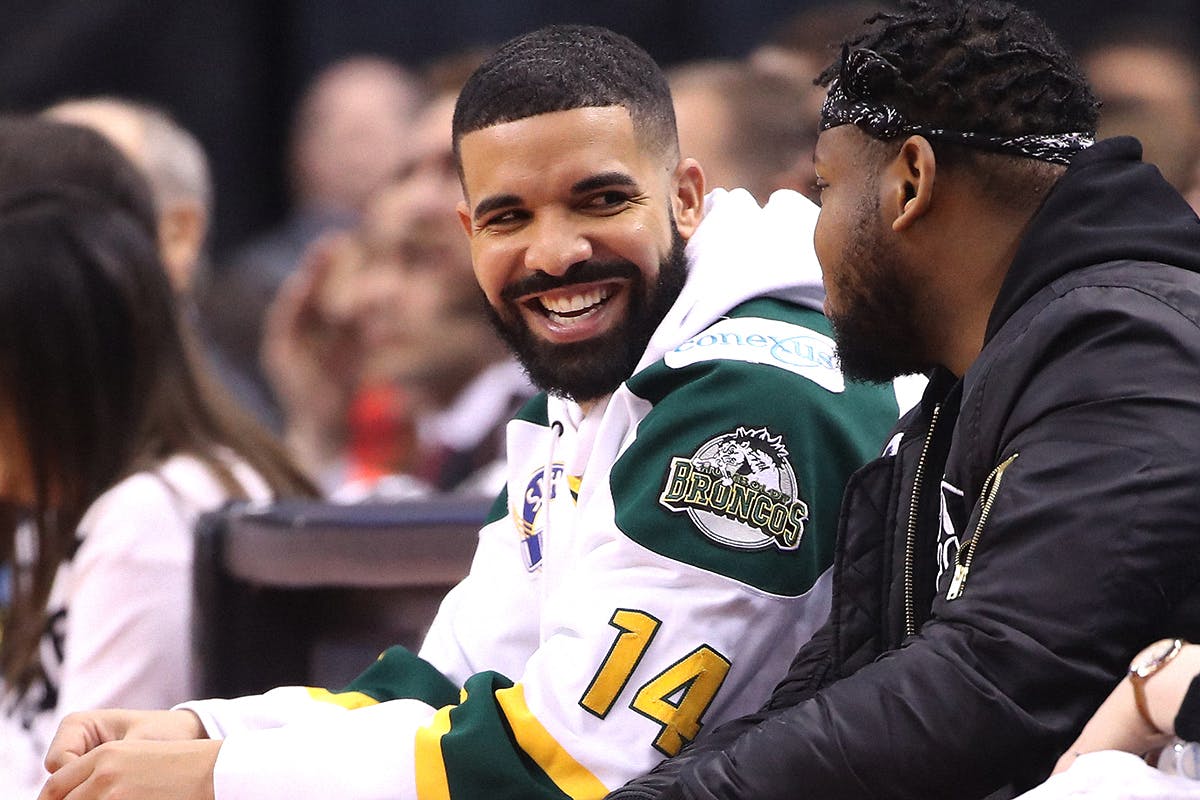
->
[820,47,1094,165]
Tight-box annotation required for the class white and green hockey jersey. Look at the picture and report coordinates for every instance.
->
[181,189,910,800]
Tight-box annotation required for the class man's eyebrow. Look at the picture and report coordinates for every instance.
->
[472,193,522,222]
[572,171,639,194]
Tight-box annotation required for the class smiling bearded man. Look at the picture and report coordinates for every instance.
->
[34,25,906,800]
[484,223,688,403]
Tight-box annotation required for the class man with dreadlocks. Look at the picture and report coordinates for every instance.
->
[611,2,1200,799]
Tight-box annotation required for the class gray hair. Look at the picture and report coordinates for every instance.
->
[46,97,213,219]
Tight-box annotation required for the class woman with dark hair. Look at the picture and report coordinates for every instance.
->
[0,187,316,794]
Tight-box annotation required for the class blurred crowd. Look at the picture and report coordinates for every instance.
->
[0,0,1195,504]
[181,2,1200,501]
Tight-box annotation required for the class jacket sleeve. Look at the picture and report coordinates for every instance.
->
[611,286,1200,800]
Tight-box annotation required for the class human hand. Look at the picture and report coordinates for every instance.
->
[262,232,365,471]
[1052,677,1167,775]
[38,738,220,800]
[1053,644,1200,774]
[43,708,207,772]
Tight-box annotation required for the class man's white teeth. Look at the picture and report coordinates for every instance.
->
[541,287,611,314]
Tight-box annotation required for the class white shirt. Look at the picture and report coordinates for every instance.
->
[0,452,271,799]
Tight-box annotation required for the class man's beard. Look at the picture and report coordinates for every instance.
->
[826,198,931,384]
[485,226,689,403]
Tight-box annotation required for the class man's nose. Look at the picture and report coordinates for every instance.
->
[523,215,592,276]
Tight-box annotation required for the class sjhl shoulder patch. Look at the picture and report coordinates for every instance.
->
[658,426,808,551]
[514,463,574,572]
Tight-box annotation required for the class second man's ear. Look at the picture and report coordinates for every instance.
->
[889,135,936,232]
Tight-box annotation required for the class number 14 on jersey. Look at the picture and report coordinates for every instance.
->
[579,609,732,756]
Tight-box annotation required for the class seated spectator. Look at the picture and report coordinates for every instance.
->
[206,56,424,430]
[667,60,810,204]
[232,55,423,287]
[0,121,315,798]
[1082,19,1200,198]
[42,97,280,427]
[746,2,894,203]
[264,90,530,497]
[748,1,891,92]
[45,97,211,295]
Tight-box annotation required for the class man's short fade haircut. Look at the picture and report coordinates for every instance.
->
[452,24,678,175]
[817,0,1099,140]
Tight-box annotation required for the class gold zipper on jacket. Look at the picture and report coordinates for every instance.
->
[904,403,942,638]
[946,453,1019,601]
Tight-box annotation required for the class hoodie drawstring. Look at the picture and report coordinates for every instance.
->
[542,420,564,542]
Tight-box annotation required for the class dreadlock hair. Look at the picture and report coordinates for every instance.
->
[819,0,1100,206]
[452,25,678,179]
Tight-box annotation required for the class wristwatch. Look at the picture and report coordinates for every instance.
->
[1129,637,1185,732]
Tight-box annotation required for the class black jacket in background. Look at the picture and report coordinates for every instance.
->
[609,137,1200,800]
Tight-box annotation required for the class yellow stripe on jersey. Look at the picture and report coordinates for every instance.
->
[415,702,455,800]
[305,687,381,709]
[495,683,608,799]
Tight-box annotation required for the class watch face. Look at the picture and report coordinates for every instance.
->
[1132,638,1182,678]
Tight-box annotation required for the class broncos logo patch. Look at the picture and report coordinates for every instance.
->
[659,427,808,551]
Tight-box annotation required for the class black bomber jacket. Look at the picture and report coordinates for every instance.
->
[610,137,1200,800]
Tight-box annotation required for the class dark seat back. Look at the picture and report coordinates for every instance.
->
[192,496,488,698]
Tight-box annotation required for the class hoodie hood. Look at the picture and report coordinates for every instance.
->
[986,136,1200,342]
[635,188,826,373]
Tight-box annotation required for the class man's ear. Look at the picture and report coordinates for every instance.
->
[456,199,473,239]
[159,201,207,293]
[885,135,936,232]
[671,157,705,239]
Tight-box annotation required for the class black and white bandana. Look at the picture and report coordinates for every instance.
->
[820,47,1094,165]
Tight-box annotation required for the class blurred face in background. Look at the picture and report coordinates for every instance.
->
[320,93,500,408]
[671,82,738,194]
[351,176,493,398]
[392,93,462,216]
[1085,43,1200,194]
[290,58,422,213]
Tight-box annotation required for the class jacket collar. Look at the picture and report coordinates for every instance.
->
[984,137,1200,343]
